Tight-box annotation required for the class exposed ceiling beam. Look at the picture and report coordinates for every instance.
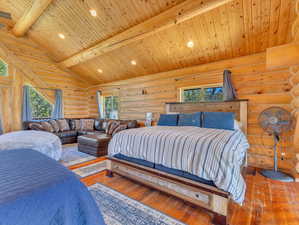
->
[12,0,53,37]
[60,0,233,68]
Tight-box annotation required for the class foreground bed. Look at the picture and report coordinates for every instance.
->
[0,149,105,225]
[106,100,249,225]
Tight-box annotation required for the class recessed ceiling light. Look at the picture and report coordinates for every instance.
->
[131,60,137,65]
[97,68,103,73]
[187,40,194,48]
[58,33,65,39]
[89,9,97,17]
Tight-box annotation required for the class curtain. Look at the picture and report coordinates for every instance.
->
[22,85,32,122]
[96,90,103,118]
[51,89,63,119]
[223,70,237,101]
[0,91,3,134]
[0,107,3,134]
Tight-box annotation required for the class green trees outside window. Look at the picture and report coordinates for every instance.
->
[183,87,223,102]
[29,87,53,119]
[104,96,119,119]
[0,59,8,76]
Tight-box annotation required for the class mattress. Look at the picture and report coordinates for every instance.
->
[114,153,215,186]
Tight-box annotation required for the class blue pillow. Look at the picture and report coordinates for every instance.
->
[178,112,202,127]
[157,114,178,126]
[202,112,234,130]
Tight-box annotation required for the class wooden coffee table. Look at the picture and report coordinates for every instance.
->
[78,133,111,157]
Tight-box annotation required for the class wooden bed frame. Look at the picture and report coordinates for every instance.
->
[106,100,248,225]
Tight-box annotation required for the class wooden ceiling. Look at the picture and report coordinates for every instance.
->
[1,0,296,85]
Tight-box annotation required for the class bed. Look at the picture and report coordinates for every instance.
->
[0,130,62,160]
[106,100,249,225]
[0,149,105,225]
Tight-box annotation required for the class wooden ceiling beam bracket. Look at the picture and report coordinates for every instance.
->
[12,0,53,37]
[60,0,233,68]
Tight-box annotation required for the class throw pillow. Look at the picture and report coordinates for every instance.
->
[29,123,45,131]
[57,119,70,132]
[49,120,60,133]
[80,119,94,131]
[40,121,54,132]
[202,112,235,130]
[69,119,81,131]
[157,114,178,126]
[112,124,128,136]
[106,120,120,135]
[74,120,81,130]
[178,112,202,127]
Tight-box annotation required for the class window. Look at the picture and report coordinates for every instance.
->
[0,59,8,76]
[104,96,119,119]
[180,85,223,102]
[29,87,53,120]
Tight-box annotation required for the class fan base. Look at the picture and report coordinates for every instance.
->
[260,169,294,182]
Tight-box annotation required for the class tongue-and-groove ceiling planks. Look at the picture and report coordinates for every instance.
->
[2,0,296,85]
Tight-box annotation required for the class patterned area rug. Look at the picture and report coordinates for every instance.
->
[60,144,96,167]
[73,160,107,178]
[89,183,186,225]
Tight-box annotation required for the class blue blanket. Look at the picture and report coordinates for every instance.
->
[0,149,105,225]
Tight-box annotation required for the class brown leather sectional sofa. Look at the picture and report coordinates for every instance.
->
[23,118,138,145]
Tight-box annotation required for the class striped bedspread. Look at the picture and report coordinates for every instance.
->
[108,126,249,203]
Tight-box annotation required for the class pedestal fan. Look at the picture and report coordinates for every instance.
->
[258,107,294,182]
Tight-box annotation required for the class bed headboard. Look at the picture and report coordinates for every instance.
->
[165,100,248,134]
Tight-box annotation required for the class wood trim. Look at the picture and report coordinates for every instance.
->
[108,157,229,198]
[12,0,53,37]
[60,0,233,68]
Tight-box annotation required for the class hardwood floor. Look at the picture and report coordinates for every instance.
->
[74,159,299,225]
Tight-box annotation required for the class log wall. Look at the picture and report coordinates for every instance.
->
[0,31,89,133]
[88,52,293,170]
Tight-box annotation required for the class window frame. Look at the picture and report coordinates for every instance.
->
[179,83,223,103]
[102,95,119,119]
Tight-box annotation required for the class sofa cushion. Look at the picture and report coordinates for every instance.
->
[122,120,138,129]
[28,123,45,131]
[80,119,94,131]
[56,130,77,138]
[49,120,60,133]
[40,121,54,132]
[78,130,105,136]
[57,119,70,132]
[94,119,106,132]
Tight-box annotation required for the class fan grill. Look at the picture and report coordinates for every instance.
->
[258,107,292,135]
